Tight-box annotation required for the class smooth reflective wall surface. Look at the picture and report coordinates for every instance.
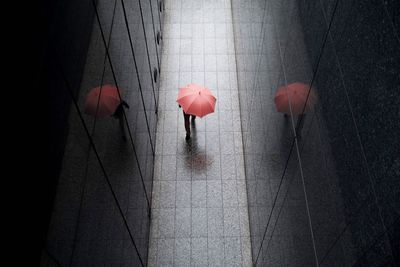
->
[43,0,163,265]
[232,0,400,266]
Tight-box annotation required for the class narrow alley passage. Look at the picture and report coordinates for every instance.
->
[148,0,252,266]
[43,0,400,264]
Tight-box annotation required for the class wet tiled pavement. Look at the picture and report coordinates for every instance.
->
[148,0,252,266]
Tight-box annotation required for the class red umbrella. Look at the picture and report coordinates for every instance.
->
[176,84,216,118]
[84,84,122,117]
[274,82,316,115]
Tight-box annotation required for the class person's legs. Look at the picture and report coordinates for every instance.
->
[183,111,190,139]
[296,114,305,139]
[118,116,127,141]
[191,115,196,125]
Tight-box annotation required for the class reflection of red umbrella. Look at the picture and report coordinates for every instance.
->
[274,82,316,115]
[176,84,216,118]
[84,85,122,117]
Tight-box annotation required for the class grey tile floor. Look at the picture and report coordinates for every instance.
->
[148,0,252,266]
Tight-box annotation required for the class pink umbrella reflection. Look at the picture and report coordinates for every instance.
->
[274,82,316,115]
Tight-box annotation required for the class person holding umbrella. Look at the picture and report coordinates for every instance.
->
[274,82,316,137]
[84,84,129,141]
[177,84,216,141]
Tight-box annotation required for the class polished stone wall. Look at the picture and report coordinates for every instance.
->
[232,0,399,265]
[42,0,164,265]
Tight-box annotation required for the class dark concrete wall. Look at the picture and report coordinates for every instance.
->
[232,0,399,265]
[42,0,164,265]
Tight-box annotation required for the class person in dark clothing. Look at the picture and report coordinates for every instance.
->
[183,110,196,140]
[179,105,196,140]
[284,113,305,139]
[112,100,130,141]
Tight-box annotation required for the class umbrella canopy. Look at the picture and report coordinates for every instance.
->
[84,85,123,117]
[274,82,316,115]
[176,84,216,118]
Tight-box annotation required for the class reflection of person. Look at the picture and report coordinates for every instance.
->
[295,114,305,139]
[113,100,130,141]
[179,105,196,140]
[285,113,305,139]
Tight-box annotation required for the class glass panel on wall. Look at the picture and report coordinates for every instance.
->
[149,0,163,70]
[140,0,160,142]
[142,0,161,112]
[257,150,316,266]
[307,23,395,266]
[89,0,153,262]
[232,0,399,266]
[123,0,156,203]
[44,63,144,266]
[42,0,164,264]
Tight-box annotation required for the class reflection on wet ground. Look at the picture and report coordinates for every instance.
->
[183,127,214,172]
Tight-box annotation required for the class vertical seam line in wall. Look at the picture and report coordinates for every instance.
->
[120,0,155,157]
[149,0,161,69]
[228,0,254,263]
[157,0,163,33]
[225,3,245,264]
[149,0,161,116]
[229,1,267,265]
[137,0,158,108]
[253,0,287,263]
[119,0,153,210]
